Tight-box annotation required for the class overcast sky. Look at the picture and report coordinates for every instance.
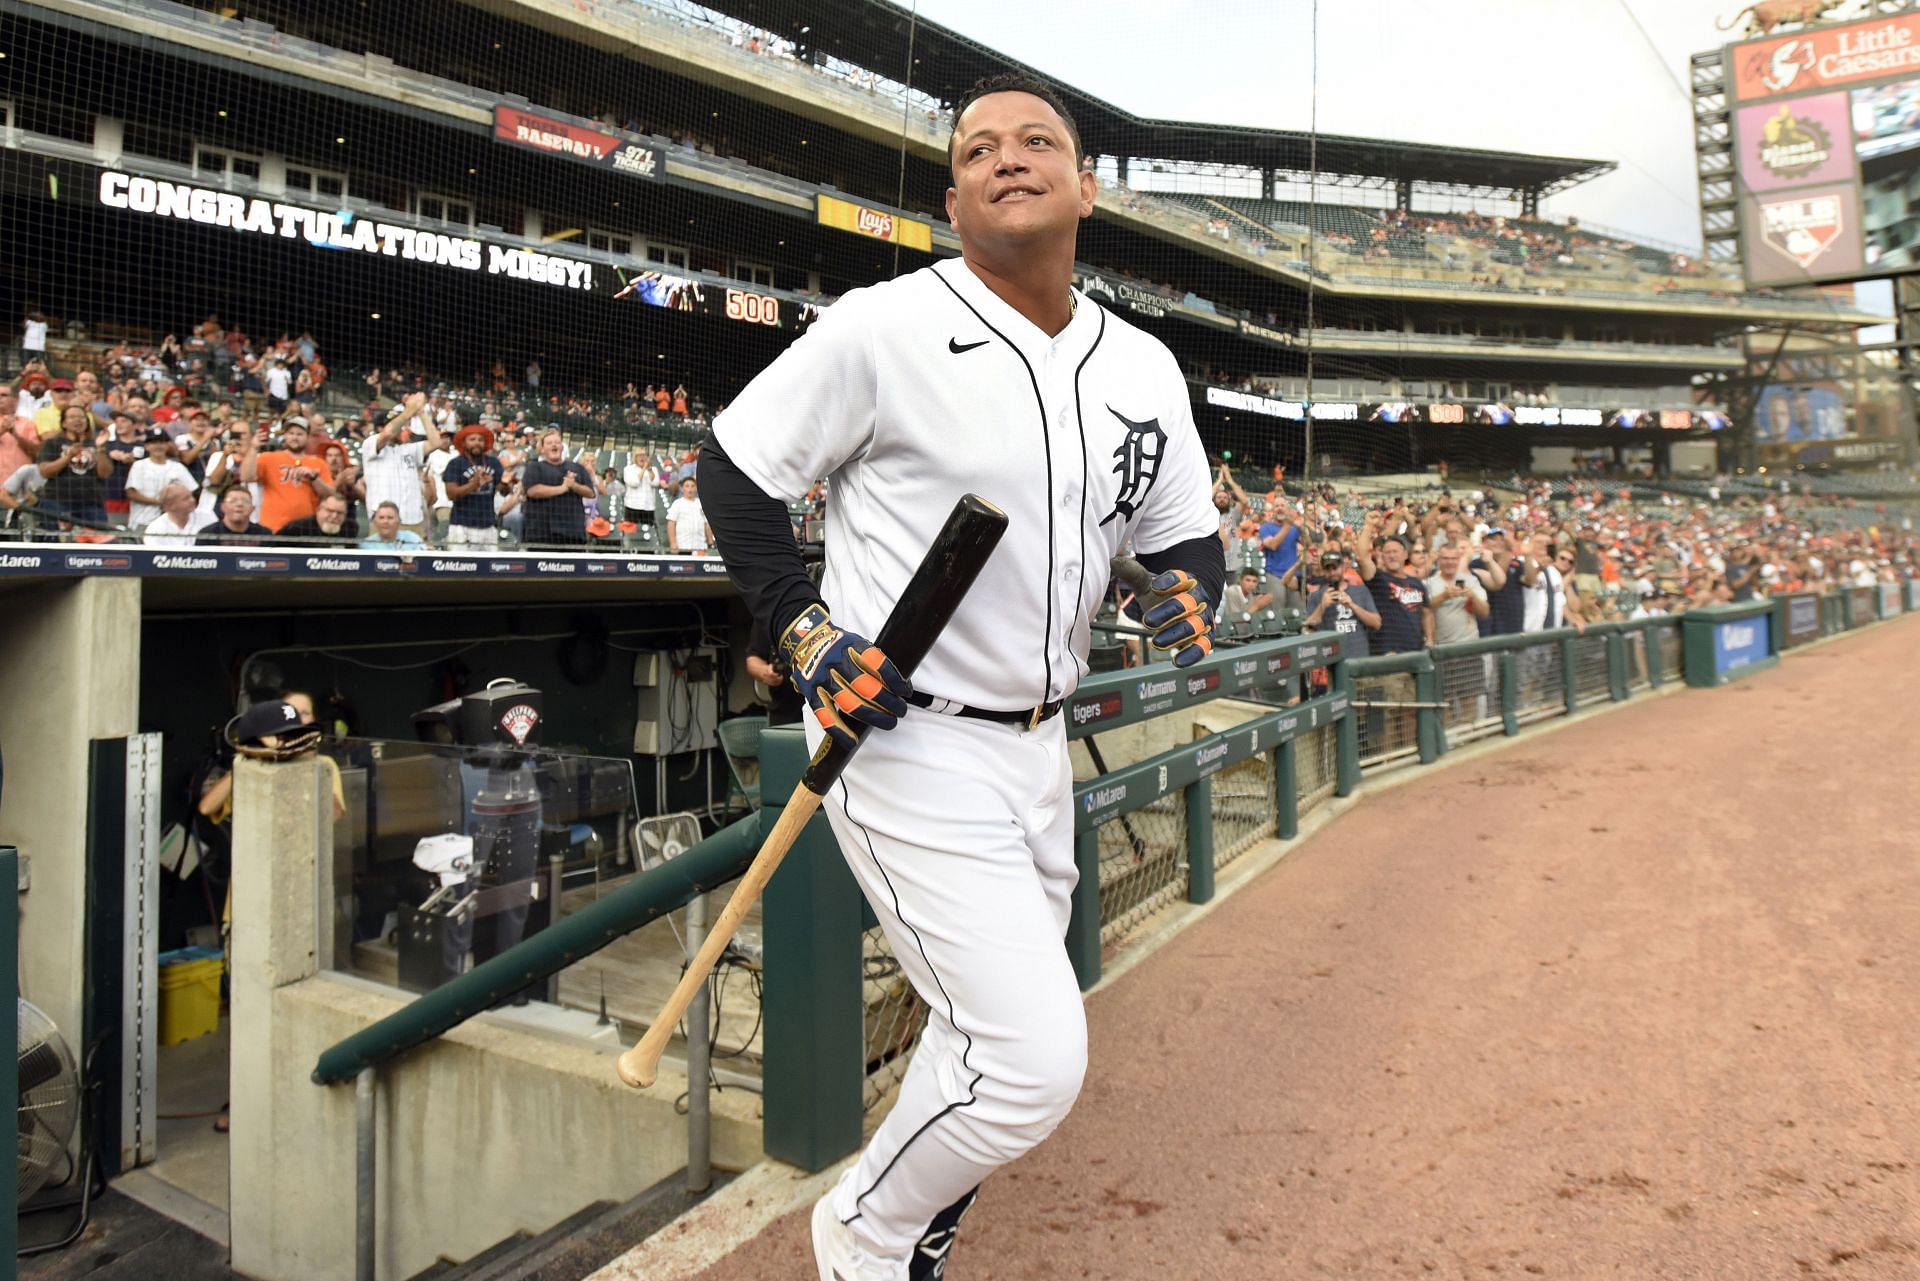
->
[908,0,1750,251]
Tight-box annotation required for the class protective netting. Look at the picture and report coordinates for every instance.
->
[1623,630,1654,694]
[1572,633,1611,708]
[1434,651,1505,748]
[1295,721,1341,816]
[1096,790,1189,943]
[861,925,923,1113]
[1511,640,1567,727]
[1210,753,1277,870]
[2,0,1834,554]
[1351,669,1422,775]
[1656,624,1685,681]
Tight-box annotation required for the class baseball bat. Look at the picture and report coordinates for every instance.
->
[1110,554,1153,600]
[617,494,1009,1089]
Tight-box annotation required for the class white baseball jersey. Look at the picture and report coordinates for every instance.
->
[363,434,427,524]
[713,256,1215,711]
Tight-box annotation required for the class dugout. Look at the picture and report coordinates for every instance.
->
[0,555,765,1248]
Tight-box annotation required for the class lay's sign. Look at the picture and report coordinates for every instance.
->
[817,194,932,252]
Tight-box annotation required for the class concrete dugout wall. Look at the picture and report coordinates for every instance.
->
[0,578,142,1051]
[228,758,760,1281]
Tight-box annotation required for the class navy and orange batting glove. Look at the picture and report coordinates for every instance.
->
[778,603,912,751]
[1141,570,1215,668]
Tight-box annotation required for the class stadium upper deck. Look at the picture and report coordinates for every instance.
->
[0,0,1898,474]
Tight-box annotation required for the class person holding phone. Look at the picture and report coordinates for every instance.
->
[1426,541,1488,645]
[1303,545,1380,661]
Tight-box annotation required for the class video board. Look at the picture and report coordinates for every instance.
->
[1727,11,1920,285]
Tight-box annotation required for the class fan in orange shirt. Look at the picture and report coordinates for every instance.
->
[243,419,336,531]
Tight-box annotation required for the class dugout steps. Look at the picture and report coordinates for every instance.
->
[405,1169,733,1281]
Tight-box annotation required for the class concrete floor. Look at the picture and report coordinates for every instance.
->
[140,1015,231,1232]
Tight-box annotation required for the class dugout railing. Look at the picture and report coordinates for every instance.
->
[300,587,1913,1277]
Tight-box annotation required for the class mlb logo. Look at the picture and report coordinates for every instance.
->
[1760,193,1844,269]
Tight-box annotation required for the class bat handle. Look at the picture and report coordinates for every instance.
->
[1111,555,1154,597]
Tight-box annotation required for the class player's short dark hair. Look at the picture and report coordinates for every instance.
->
[948,73,1083,173]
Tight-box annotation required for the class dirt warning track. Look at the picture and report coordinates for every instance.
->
[692,617,1920,1280]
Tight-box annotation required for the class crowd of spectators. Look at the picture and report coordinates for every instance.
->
[2,314,726,552]
[1207,471,1920,662]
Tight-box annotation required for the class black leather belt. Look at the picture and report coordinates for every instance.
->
[907,690,1064,731]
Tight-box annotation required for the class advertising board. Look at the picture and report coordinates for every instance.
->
[815,195,932,253]
[1781,593,1822,647]
[1728,11,1920,284]
[0,546,733,580]
[491,105,663,181]
[1204,388,1724,431]
[1713,616,1773,680]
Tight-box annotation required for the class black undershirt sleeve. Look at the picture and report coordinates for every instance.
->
[1134,532,1227,615]
[697,437,824,645]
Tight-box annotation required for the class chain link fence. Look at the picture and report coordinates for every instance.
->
[1352,670,1422,774]
[1573,633,1611,707]
[1434,651,1504,747]
[1623,629,1652,693]
[1097,788,1190,943]
[1211,752,1277,870]
[1655,623,1683,680]
[1296,720,1340,817]
[1512,639,1566,726]
[861,926,924,1112]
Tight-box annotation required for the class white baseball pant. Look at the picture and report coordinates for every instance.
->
[805,708,1087,1265]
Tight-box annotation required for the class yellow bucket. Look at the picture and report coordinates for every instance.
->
[158,951,225,1046]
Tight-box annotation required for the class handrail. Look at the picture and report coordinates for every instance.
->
[1344,649,1435,678]
[1074,687,1349,831]
[1067,632,1343,738]
[312,810,762,1085]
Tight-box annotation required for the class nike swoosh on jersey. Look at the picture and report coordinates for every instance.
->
[947,337,989,354]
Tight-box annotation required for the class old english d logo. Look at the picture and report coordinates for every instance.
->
[1099,407,1166,526]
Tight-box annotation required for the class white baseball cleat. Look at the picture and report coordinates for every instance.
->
[811,1193,902,1281]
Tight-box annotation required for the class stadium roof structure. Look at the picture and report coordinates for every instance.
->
[720,0,1618,199]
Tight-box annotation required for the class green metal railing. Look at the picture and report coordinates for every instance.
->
[1346,620,1680,775]
[307,587,1912,1181]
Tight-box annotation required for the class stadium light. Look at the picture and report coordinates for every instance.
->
[370,312,382,320]
[335,136,345,145]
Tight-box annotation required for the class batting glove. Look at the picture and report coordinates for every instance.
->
[779,603,912,750]
[1141,570,1215,667]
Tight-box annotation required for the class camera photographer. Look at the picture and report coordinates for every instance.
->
[1303,545,1380,662]
[745,623,803,726]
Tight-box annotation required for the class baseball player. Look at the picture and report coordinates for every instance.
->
[699,72,1224,1280]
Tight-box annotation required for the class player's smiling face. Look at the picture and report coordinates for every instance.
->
[946,91,1093,248]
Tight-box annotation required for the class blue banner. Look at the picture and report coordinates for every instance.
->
[1713,616,1772,679]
